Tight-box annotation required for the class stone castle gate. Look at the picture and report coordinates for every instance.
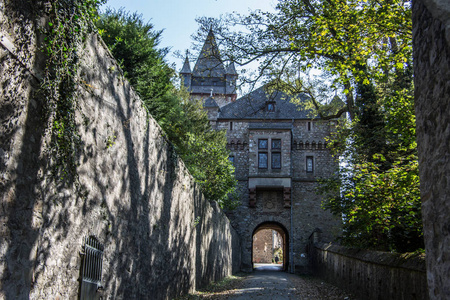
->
[182,30,343,273]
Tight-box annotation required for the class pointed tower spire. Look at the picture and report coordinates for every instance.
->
[180,50,192,89]
[180,50,191,74]
[193,29,225,77]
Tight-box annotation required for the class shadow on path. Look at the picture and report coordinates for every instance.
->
[222,271,353,300]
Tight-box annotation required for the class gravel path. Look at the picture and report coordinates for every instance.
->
[224,269,352,300]
[180,265,354,300]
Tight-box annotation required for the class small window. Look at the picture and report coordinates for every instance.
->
[258,153,268,169]
[308,121,312,131]
[306,156,314,173]
[267,102,275,112]
[272,139,281,149]
[258,139,268,149]
[230,122,233,131]
[229,156,235,164]
[271,152,281,169]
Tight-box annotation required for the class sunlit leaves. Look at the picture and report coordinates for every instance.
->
[321,155,422,252]
[194,0,420,244]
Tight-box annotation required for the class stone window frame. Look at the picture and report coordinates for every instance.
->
[271,139,282,169]
[258,153,268,169]
[257,138,285,170]
[258,139,269,169]
[307,121,313,131]
[230,121,233,131]
[306,155,314,173]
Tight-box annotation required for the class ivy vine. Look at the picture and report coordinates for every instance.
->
[42,0,105,184]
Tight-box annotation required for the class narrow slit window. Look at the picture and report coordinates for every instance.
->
[306,156,314,173]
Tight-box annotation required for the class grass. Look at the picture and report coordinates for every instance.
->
[175,273,248,299]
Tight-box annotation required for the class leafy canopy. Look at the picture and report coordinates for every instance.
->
[199,0,421,251]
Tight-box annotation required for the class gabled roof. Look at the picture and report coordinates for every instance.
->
[218,85,316,120]
[180,55,191,74]
[193,29,226,78]
[203,96,219,108]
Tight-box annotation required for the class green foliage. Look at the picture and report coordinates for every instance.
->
[274,247,283,262]
[320,154,422,252]
[202,0,421,250]
[42,0,106,184]
[105,134,117,149]
[320,63,421,252]
[97,9,237,207]
[96,8,174,102]
[193,216,201,227]
[199,0,412,120]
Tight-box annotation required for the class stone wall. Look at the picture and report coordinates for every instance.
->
[195,197,241,289]
[253,230,274,263]
[0,3,240,299]
[413,0,450,299]
[310,242,428,300]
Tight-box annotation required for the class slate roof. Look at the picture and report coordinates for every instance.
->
[193,29,226,78]
[225,62,237,75]
[180,56,191,74]
[203,96,219,108]
[218,85,317,120]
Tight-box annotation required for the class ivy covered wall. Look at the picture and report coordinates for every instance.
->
[0,2,240,299]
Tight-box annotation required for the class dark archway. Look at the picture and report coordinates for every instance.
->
[252,221,289,271]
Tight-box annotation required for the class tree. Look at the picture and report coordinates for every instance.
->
[97,9,237,207]
[199,0,422,251]
[96,8,174,103]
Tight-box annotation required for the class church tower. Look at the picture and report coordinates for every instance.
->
[181,29,237,108]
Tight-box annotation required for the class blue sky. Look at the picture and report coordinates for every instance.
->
[101,0,277,72]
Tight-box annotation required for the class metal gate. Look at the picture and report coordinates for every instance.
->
[80,236,104,300]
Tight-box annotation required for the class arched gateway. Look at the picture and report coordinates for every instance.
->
[252,222,289,271]
[182,30,342,273]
